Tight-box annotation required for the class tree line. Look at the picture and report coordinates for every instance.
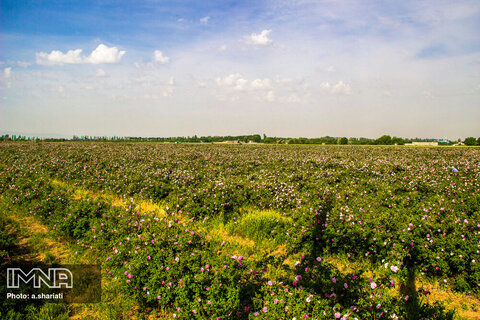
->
[1,134,479,146]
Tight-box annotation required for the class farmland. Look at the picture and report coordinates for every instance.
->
[1,142,480,319]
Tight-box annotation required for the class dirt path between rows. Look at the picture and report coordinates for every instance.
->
[1,197,173,319]
[1,198,101,318]
[6,213,70,264]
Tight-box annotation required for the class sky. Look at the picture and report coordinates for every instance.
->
[0,0,479,139]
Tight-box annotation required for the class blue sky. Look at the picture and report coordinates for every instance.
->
[1,0,479,138]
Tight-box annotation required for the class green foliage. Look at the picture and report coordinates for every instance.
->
[392,136,405,145]
[376,134,393,145]
[35,303,69,320]
[0,210,17,262]
[464,137,477,146]
[262,137,276,144]
[43,252,57,264]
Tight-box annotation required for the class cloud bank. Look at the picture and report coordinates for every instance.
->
[320,81,353,95]
[36,44,125,66]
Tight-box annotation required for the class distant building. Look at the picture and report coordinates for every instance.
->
[405,142,439,146]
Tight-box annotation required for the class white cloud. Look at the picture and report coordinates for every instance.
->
[214,73,311,104]
[245,29,273,46]
[216,73,249,91]
[36,49,84,65]
[133,50,169,68]
[36,44,125,66]
[96,69,107,77]
[162,77,175,97]
[251,78,272,90]
[153,50,170,64]
[86,44,125,64]
[218,45,227,52]
[320,82,331,90]
[4,67,12,79]
[332,81,352,95]
[217,74,276,92]
[200,16,210,24]
[320,81,352,95]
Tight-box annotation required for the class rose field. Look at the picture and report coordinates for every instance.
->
[1,142,479,319]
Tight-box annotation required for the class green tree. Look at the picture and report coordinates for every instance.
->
[339,137,348,145]
[376,135,393,145]
[392,136,405,145]
[464,137,477,146]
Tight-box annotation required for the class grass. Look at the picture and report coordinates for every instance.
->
[227,208,292,247]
